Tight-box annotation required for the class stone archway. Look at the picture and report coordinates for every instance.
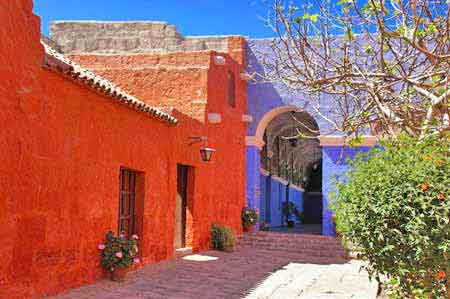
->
[252,105,304,148]
[246,106,323,234]
[245,106,306,213]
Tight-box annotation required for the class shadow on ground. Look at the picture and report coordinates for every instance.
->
[50,245,350,299]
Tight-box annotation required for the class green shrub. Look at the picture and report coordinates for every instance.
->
[241,207,258,229]
[211,224,235,252]
[332,136,450,298]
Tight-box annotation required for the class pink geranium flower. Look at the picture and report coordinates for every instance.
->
[131,234,139,240]
[133,258,140,264]
[115,252,123,258]
[98,244,106,250]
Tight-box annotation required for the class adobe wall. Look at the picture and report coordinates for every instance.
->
[67,36,247,122]
[69,53,211,121]
[0,1,247,298]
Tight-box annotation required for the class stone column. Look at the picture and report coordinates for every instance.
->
[246,136,264,231]
[246,145,261,210]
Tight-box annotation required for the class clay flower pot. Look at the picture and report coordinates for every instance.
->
[223,245,235,253]
[110,267,129,282]
[243,224,254,233]
[287,220,295,228]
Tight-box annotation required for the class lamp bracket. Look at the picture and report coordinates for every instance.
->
[188,136,208,145]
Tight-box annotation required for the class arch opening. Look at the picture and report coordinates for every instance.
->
[257,108,323,235]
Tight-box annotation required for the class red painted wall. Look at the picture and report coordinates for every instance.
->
[0,1,247,298]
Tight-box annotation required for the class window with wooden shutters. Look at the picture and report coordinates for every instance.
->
[118,168,137,238]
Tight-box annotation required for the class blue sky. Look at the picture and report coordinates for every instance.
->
[33,0,275,38]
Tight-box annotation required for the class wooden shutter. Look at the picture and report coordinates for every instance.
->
[118,168,137,238]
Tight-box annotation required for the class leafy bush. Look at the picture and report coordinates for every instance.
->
[99,231,139,271]
[333,136,450,298]
[211,224,235,252]
[241,207,258,229]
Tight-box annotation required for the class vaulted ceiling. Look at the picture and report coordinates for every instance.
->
[261,111,322,187]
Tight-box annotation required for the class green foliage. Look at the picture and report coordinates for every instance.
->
[241,207,258,229]
[211,224,235,252]
[332,136,450,298]
[99,231,139,271]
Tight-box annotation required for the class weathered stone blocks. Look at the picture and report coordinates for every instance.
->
[50,21,233,54]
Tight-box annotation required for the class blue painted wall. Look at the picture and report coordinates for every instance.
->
[288,187,304,223]
[246,146,261,210]
[270,179,285,227]
[255,146,372,234]
[245,38,375,235]
[321,146,372,236]
[258,175,305,227]
[246,39,352,136]
[259,174,268,223]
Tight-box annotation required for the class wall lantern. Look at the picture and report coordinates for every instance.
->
[200,147,215,162]
[189,136,215,162]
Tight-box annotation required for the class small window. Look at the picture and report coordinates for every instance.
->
[227,70,236,107]
[119,168,144,238]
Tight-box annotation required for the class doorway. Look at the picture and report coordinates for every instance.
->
[174,164,191,249]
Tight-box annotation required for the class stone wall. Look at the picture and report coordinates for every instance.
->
[50,21,234,54]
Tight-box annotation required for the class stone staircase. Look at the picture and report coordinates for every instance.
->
[237,232,349,263]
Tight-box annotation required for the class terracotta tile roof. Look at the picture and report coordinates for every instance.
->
[41,40,178,125]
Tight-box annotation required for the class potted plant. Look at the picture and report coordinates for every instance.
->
[241,207,258,233]
[259,221,266,231]
[282,202,299,228]
[98,231,140,282]
[211,224,235,252]
[294,208,304,224]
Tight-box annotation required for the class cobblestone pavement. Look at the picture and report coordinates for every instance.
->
[245,260,378,299]
[51,247,376,299]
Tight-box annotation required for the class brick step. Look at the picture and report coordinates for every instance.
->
[237,232,341,242]
[238,234,340,242]
[237,247,346,255]
[242,249,349,263]
[237,244,345,253]
[240,238,342,244]
[236,232,348,259]
[237,246,346,257]
[237,238,344,248]
[174,247,193,258]
[238,234,341,243]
